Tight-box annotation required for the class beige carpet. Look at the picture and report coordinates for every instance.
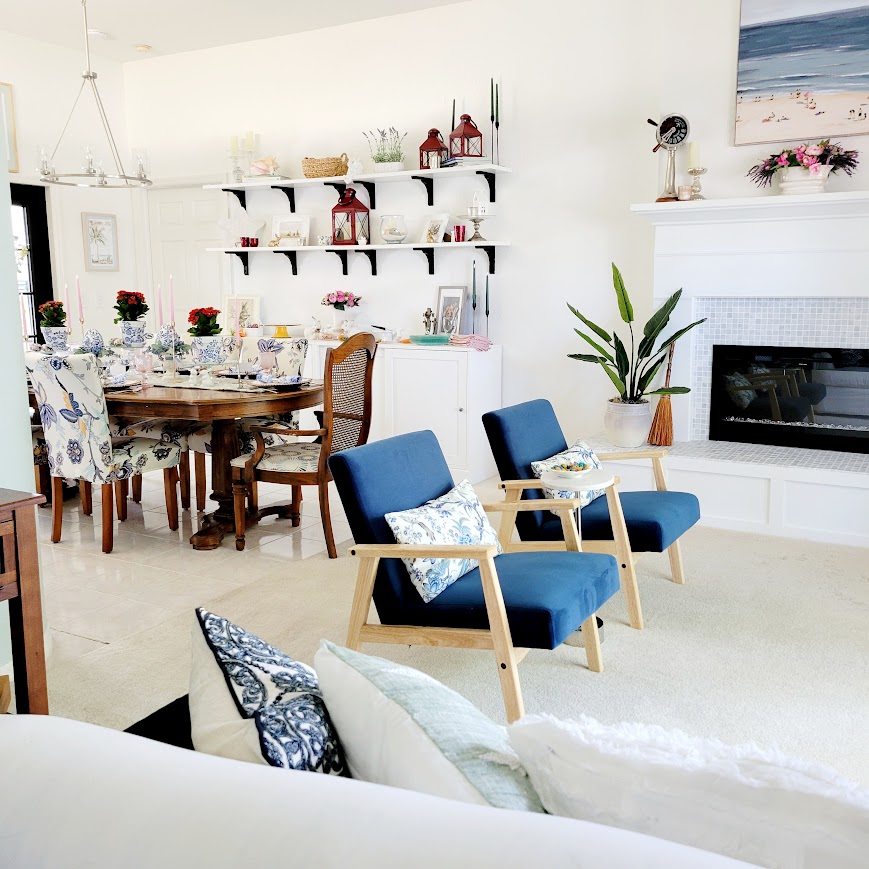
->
[47,527,869,785]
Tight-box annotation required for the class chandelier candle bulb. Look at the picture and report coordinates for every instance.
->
[688,142,700,169]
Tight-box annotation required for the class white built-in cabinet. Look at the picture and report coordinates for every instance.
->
[304,340,502,483]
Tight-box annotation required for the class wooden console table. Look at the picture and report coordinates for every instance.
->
[0,489,48,714]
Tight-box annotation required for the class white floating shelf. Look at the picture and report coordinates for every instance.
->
[351,163,512,183]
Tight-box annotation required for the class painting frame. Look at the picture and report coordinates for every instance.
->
[0,82,19,173]
[269,214,311,248]
[222,294,261,331]
[735,0,869,146]
[435,285,464,336]
[81,212,119,272]
[419,213,450,244]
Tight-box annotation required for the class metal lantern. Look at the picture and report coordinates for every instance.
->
[331,187,370,246]
[419,128,448,169]
[449,114,484,158]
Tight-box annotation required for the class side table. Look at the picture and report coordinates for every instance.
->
[0,489,48,714]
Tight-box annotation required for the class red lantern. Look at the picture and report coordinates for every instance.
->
[331,187,370,246]
[449,114,484,158]
[419,128,448,169]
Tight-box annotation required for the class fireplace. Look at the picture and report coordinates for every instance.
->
[709,345,869,453]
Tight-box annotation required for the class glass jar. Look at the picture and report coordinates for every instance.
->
[379,214,408,244]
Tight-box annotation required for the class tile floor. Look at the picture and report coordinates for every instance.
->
[36,466,502,671]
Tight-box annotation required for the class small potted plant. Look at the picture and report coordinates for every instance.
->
[113,290,150,348]
[748,140,858,194]
[187,306,234,364]
[363,127,407,173]
[567,264,705,448]
[38,301,68,352]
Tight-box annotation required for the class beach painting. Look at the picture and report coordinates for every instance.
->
[736,1,869,145]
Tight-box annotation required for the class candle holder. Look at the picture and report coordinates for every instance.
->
[161,323,186,385]
[228,152,243,184]
[466,213,488,242]
[688,167,707,200]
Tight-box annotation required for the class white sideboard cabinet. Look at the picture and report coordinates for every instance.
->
[304,340,502,483]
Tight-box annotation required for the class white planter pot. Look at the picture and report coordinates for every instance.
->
[119,320,146,348]
[604,399,652,448]
[40,326,68,353]
[191,335,235,365]
[374,161,404,174]
[779,165,832,195]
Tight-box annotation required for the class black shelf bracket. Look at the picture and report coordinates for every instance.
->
[356,181,376,209]
[228,250,250,276]
[359,249,377,275]
[271,186,296,212]
[413,247,436,275]
[476,171,497,203]
[325,181,347,197]
[477,245,497,274]
[222,188,247,209]
[410,175,435,206]
[329,249,349,276]
[276,249,298,275]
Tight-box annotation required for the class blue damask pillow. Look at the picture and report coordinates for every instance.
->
[531,439,606,514]
[385,480,502,603]
[190,608,345,774]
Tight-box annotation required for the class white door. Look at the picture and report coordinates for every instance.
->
[147,187,225,324]
[384,350,468,469]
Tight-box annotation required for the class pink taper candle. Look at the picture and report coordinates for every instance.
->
[157,282,163,327]
[169,274,175,326]
[75,275,84,321]
[234,296,240,339]
[63,282,70,313]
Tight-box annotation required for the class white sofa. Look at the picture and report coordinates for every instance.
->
[0,715,753,868]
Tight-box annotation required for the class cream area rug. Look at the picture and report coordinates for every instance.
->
[47,527,869,785]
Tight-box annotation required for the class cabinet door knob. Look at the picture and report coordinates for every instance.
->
[458,407,465,413]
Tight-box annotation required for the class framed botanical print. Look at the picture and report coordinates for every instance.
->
[222,294,261,330]
[435,286,464,336]
[82,213,118,271]
[0,82,19,173]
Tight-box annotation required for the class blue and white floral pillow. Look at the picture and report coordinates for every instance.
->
[190,608,346,774]
[385,480,502,603]
[531,440,605,514]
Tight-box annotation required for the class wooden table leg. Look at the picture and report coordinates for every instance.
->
[189,419,239,550]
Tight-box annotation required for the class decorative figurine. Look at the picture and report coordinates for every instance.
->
[423,307,436,335]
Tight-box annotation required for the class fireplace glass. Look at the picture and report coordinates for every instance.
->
[709,345,869,453]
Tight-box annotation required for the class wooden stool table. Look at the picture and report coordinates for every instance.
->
[0,489,48,714]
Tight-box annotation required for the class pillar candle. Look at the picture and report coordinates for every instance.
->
[229,135,239,157]
[157,282,163,327]
[688,142,700,169]
[169,274,175,326]
[245,130,254,153]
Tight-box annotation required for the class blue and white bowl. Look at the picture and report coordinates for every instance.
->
[191,335,235,365]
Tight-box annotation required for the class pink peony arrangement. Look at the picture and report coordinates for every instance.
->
[321,290,361,311]
[748,139,858,187]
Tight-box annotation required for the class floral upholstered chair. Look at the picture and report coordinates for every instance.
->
[26,352,182,554]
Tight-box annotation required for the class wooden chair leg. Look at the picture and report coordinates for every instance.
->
[249,480,259,514]
[101,483,114,553]
[194,451,207,511]
[179,450,191,510]
[35,463,51,500]
[114,480,128,521]
[50,477,64,543]
[582,614,603,672]
[605,486,643,630]
[131,474,142,503]
[291,485,302,527]
[163,468,179,531]
[478,554,524,723]
[318,480,337,559]
[233,478,248,551]
[668,540,686,585]
[346,555,379,650]
[79,481,93,516]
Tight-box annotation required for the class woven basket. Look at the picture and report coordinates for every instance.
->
[301,153,349,179]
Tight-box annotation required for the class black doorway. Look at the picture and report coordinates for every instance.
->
[11,183,54,342]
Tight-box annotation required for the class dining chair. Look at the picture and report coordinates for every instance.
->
[32,425,50,499]
[328,430,620,722]
[231,333,377,557]
[482,400,700,608]
[26,353,182,554]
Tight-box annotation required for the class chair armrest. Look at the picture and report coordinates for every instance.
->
[483,499,582,512]
[499,479,547,491]
[349,543,498,559]
[597,449,669,461]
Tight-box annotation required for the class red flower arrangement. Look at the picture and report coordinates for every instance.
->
[187,307,222,337]
[38,300,67,327]
[113,290,149,323]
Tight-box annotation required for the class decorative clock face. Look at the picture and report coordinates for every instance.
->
[657,114,690,147]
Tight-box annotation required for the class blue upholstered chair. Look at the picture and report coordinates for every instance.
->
[483,400,700,625]
[328,430,621,722]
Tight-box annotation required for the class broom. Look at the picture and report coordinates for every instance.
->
[648,343,675,446]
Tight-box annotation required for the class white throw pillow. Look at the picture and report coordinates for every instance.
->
[531,439,605,513]
[509,714,869,869]
[384,479,501,603]
[315,641,543,812]
[189,608,345,774]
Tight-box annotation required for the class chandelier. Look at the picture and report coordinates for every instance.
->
[40,0,151,188]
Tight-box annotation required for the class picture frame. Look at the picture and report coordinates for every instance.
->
[222,294,261,331]
[419,213,450,244]
[0,82,18,173]
[435,285,464,336]
[81,212,118,271]
[269,214,311,248]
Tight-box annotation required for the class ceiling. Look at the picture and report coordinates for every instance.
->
[0,0,463,62]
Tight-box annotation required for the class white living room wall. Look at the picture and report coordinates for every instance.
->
[122,0,660,436]
[0,29,141,337]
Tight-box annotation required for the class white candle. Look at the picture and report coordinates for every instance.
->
[688,142,700,169]
[76,275,84,322]
[245,130,254,153]
[157,282,163,327]
[169,274,175,326]
[229,135,239,157]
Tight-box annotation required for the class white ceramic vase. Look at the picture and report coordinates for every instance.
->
[119,319,146,348]
[374,161,404,174]
[779,165,832,195]
[40,326,68,353]
[604,399,652,448]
